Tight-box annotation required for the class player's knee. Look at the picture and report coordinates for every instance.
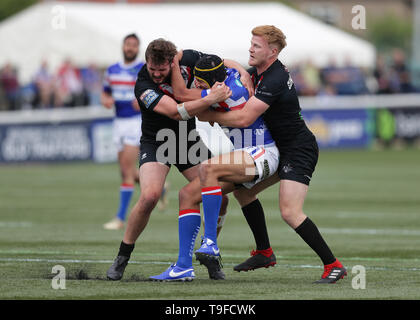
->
[178,186,190,206]
[179,184,200,207]
[139,191,160,212]
[198,161,216,182]
[279,202,296,223]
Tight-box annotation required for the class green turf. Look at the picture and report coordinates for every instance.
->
[0,149,419,300]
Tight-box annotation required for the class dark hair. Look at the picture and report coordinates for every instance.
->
[145,38,177,65]
[194,54,226,87]
[123,33,140,44]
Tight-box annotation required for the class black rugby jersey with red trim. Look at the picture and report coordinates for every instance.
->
[135,50,204,144]
[248,60,314,151]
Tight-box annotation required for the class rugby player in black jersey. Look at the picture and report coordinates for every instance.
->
[106,38,253,281]
[198,26,346,283]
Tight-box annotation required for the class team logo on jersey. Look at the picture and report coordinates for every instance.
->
[256,87,273,96]
[287,75,294,90]
[140,89,159,109]
[235,79,243,87]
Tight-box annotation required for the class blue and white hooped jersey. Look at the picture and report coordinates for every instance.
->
[103,61,144,118]
[201,68,274,149]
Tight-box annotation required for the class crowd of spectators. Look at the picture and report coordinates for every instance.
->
[0,59,102,111]
[0,48,418,111]
[290,49,418,96]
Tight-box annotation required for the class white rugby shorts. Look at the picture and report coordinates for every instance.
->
[113,115,142,152]
[239,143,280,189]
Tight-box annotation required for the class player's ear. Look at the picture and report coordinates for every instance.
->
[269,44,279,57]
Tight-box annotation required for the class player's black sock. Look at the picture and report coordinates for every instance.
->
[118,241,135,258]
[294,217,336,265]
[241,199,271,250]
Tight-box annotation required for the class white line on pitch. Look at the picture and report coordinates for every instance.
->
[1,257,419,272]
[319,228,420,236]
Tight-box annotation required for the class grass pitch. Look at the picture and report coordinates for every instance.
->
[0,148,419,300]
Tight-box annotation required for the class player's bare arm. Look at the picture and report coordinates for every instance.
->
[153,82,232,121]
[170,52,203,102]
[131,98,140,111]
[198,95,269,128]
[101,91,115,109]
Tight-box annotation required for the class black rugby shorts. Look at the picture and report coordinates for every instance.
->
[139,139,212,173]
[278,138,319,186]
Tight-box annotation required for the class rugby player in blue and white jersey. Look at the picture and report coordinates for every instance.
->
[149,54,279,281]
[102,34,168,230]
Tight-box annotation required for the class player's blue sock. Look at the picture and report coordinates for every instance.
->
[176,209,201,268]
[116,184,134,221]
[201,186,222,244]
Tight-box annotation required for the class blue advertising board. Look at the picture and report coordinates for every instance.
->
[0,122,92,162]
[0,108,377,163]
[302,109,374,148]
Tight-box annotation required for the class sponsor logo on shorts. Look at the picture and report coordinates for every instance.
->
[261,159,270,180]
[282,163,293,173]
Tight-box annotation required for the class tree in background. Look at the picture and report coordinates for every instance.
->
[0,0,38,23]
[367,12,413,53]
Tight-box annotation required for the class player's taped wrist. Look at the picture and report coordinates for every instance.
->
[177,103,192,120]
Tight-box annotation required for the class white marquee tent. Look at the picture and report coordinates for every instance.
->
[0,1,376,83]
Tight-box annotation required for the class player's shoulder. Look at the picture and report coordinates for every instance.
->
[260,60,291,90]
[133,61,145,70]
[106,63,121,73]
[247,66,257,76]
[225,68,248,99]
[136,68,157,91]
[265,60,289,82]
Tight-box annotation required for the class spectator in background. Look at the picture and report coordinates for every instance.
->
[373,54,392,94]
[320,57,368,95]
[80,63,102,107]
[0,63,20,110]
[289,64,305,95]
[320,57,339,90]
[390,49,415,93]
[317,83,336,96]
[338,57,368,95]
[301,59,321,96]
[54,59,84,107]
[34,60,54,108]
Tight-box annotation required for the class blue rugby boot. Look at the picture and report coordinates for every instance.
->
[149,264,195,282]
[195,237,225,280]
